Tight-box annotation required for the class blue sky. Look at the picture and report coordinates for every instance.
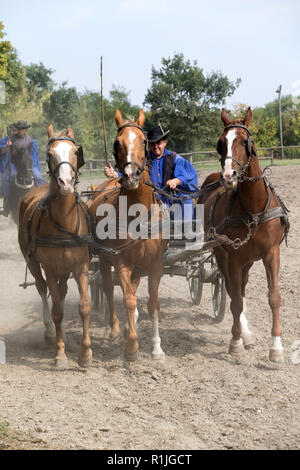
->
[1,0,299,110]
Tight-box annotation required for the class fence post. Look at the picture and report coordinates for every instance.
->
[270,149,274,166]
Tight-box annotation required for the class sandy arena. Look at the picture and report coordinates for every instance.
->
[0,165,299,450]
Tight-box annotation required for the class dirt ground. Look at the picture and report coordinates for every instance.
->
[0,165,299,451]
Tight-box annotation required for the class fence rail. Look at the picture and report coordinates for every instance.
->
[39,145,300,177]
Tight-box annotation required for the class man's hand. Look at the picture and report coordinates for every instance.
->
[0,139,12,155]
[166,178,181,190]
[104,162,119,178]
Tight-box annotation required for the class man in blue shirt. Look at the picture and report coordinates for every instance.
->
[0,120,45,216]
[105,125,198,220]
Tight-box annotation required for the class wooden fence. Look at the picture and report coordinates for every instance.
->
[39,145,300,177]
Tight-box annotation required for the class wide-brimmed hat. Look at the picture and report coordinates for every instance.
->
[147,125,169,143]
[14,120,31,130]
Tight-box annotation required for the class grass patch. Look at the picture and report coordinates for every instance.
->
[0,420,10,437]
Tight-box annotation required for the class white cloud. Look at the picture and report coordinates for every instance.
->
[119,0,168,20]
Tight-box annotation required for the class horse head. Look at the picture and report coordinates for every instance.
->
[217,107,256,190]
[113,109,148,190]
[47,125,85,195]
[10,135,34,189]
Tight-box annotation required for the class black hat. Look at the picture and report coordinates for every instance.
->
[14,120,31,130]
[147,125,169,143]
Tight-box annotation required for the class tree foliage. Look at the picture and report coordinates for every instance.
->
[0,22,299,164]
[144,53,241,152]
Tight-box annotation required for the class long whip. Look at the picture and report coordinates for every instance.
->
[100,56,109,166]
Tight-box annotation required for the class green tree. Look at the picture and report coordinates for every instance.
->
[144,53,241,152]
[25,62,55,100]
[43,81,79,130]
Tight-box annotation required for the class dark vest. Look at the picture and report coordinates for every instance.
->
[149,151,177,187]
[162,151,177,186]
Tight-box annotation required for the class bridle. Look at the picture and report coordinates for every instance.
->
[113,123,149,176]
[219,124,255,183]
[47,136,84,185]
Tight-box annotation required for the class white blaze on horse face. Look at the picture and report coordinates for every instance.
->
[223,129,237,181]
[124,131,137,178]
[55,142,74,192]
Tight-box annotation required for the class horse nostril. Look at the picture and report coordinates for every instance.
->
[232,170,237,178]
[58,177,65,186]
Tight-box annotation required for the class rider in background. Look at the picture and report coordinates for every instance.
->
[105,124,198,220]
[0,120,45,216]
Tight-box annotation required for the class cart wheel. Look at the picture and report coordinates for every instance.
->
[188,273,203,305]
[211,256,226,322]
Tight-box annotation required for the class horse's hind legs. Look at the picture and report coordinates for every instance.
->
[26,258,56,343]
[100,261,120,340]
[263,247,284,362]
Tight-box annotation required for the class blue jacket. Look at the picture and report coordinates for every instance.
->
[149,149,198,208]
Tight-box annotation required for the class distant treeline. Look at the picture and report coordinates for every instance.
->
[0,21,299,162]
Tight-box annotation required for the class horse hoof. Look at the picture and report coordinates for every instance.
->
[269,348,284,363]
[242,333,255,349]
[229,340,244,357]
[55,357,68,369]
[125,351,139,362]
[152,351,165,361]
[78,353,93,368]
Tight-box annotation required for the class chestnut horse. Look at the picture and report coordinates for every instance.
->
[200,107,289,362]
[89,109,167,361]
[18,126,92,368]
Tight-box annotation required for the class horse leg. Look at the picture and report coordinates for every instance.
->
[263,246,284,362]
[100,261,120,340]
[45,271,68,367]
[118,267,139,360]
[74,266,92,368]
[26,258,56,342]
[240,262,255,349]
[124,276,140,339]
[227,259,244,357]
[148,271,164,360]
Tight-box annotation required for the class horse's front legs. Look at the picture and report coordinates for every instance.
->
[147,271,164,360]
[263,245,284,362]
[227,258,245,357]
[74,265,92,367]
[45,270,68,368]
[118,266,139,360]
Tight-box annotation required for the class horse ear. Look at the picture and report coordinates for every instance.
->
[243,107,252,127]
[48,124,54,138]
[76,146,85,169]
[66,127,74,139]
[136,109,145,128]
[115,109,123,128]
[221,108,230,126]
